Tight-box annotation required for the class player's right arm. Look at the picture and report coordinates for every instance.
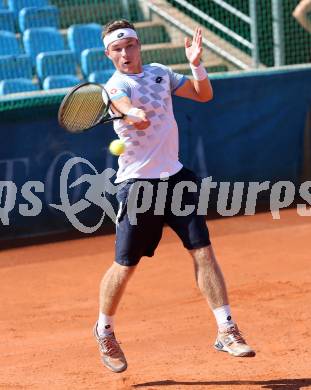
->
[106,79,150,130]
[110,95,150,130]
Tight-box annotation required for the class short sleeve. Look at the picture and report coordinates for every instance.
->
[150,63,187,93]
[166,66,187,93]
[105,76,131,101]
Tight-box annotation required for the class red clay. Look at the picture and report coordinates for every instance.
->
[1,209,310,390]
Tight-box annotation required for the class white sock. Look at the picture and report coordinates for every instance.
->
[213,305,234,330]
[97,311,114,337]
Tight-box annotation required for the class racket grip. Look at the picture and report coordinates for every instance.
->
[125,107,145,123]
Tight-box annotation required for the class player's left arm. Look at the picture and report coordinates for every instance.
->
[174,27,213,103]
[174,75,213,103]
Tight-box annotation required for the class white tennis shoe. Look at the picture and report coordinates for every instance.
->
[93,322,127,373]
[214,324,255,357]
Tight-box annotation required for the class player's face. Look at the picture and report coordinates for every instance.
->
[106,38,142,74]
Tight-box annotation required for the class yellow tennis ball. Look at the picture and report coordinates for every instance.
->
[109,139,125,156]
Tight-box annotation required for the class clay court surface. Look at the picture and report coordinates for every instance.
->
[1,208,310,390]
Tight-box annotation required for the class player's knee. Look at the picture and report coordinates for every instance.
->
[112,261,137,278]
[190,245,215,265]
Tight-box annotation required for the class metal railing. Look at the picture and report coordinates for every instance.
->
[147,1,251,70]
[167,0,260,68]
[272,0,285,66]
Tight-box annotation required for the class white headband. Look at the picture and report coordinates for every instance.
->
[104,28,138,49]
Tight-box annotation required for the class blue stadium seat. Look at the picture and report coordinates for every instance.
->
[8,0,49,15]
[0,0,5,8]
[36,50,76,80]
[67,23,103,61]
[81,48,113,77]
[0,54,32,79]
[42,74,80,90]
[0,9,15,32]
[0,31,21,56]
[19,6,60,32]
[23,27,65,65]
[88,70,115,84]
[0,78,39,95]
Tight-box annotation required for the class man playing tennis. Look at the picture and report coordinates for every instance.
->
[94,19,255,373]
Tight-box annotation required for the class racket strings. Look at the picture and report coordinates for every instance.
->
[61,85,106,132]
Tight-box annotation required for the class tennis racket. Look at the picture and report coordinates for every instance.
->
[58,82,125,133]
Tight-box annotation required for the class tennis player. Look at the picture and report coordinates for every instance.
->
[94,19,255,373]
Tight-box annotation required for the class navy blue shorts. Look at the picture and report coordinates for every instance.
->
[115,167,211,266]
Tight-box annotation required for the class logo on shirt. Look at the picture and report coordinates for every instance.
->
[117,32,124,38]
[110,88,118,94]
[155,76,163,83]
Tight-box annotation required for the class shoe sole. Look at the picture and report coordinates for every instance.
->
[102,357,128,373]
[214,343,256,357]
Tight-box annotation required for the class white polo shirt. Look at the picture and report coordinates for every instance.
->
[105,63,187,183]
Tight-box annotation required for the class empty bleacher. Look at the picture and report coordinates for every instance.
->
[81,48,113,77]
[18,5,60,32]
[42,74,80,90]
[0,31,21,56]
[49,0,144,29]
[0,77,39,94]
[0,8,15,32]
[0,0,230,95]
[0,54,32,79]
[8,0,49,15]
[36,50,76,80]
[67,23,103,62]
[0,0,120,94]
[23,27,65,64]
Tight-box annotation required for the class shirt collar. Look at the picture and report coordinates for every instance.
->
[116,69,145,78]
